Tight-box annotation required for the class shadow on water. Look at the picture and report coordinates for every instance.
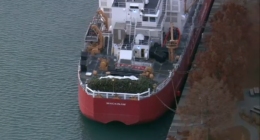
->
[78,110,174,140]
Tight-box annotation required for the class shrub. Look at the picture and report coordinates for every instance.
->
[87,76,157,93]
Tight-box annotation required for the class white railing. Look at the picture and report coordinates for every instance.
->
[143,8,157,14]
[84,85,151,101]
[131,61,152,67]
[156,77,171,91]
[112,2,126,7]
[159,0,167,28]
[155,0,163,10]
[132,18,137,45]
[172,0,179,12]
[143,0,163,14]
[126,0,143,2]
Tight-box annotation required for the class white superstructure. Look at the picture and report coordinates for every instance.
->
[96,0,195,69]
[79,0,205,100]
[99,0,195,32]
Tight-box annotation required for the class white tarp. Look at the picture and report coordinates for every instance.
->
[99,75,139,80]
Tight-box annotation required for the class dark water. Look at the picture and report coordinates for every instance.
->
[0,0,173,140]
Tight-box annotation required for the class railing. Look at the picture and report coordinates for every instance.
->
[176,0,202,68]
[160,12,167,29]
[171,0,179,12]
[137,39,149,45]
[112,0,163,14]
[85,36,98,42]
[160,0,167,29]
[133,36,150,45]
[143,8,157,14]
[121,43,134,50]
[112,2,126,7]
[156,77,171,91]
[143,0,163,14]
[126,0,143,2]
[132,60,152,67]
[129,17,137,44]
[84,85,151,100]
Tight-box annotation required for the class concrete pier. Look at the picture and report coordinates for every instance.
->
[166,0,222,139]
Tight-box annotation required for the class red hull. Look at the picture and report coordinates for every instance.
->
[78,0,214,125]
[79,76,181,125]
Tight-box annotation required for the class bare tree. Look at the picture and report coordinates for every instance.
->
[178,76,236,137]
[186,127,207,140]
[189,1,259,100]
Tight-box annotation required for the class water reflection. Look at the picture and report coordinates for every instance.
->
[79,110,174,140]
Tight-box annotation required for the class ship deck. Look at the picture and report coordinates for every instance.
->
[79,32,183,85]
[144,0,159,9]
[113,0,159,9]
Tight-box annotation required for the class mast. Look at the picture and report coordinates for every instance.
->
[167,23,178,62]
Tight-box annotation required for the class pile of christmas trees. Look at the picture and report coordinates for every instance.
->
[88,76,157,93]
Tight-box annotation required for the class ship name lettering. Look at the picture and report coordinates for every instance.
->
[106,102,126,106]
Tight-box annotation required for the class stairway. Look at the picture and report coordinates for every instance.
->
[129,18,136,44]
[157,0,167,28]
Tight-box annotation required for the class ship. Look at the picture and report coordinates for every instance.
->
[78,0,214,125]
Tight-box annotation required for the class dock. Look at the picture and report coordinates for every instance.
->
[166,0,222,139]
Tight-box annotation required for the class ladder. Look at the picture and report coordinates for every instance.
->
[158,0,168,45]
[129,17,136,44]
[157,0,167,29]
[162,0,167,13]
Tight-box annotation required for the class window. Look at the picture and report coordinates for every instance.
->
[141,49,145,57]
[166,12,178,22]
[143,16,148,21]
[166,17,177,22]
[150,17,156,22]
[103,8,111,12]
[172,6,178,11]
[130,6,139,9]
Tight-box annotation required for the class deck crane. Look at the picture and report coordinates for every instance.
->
[87,25,104,55]
[91,25,104,50]
[97,9,109,31]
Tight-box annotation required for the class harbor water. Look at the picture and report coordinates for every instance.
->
[0,0,174,140]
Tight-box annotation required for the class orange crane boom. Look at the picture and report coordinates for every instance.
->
[91,24,104,50]
[97,10,109,30]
